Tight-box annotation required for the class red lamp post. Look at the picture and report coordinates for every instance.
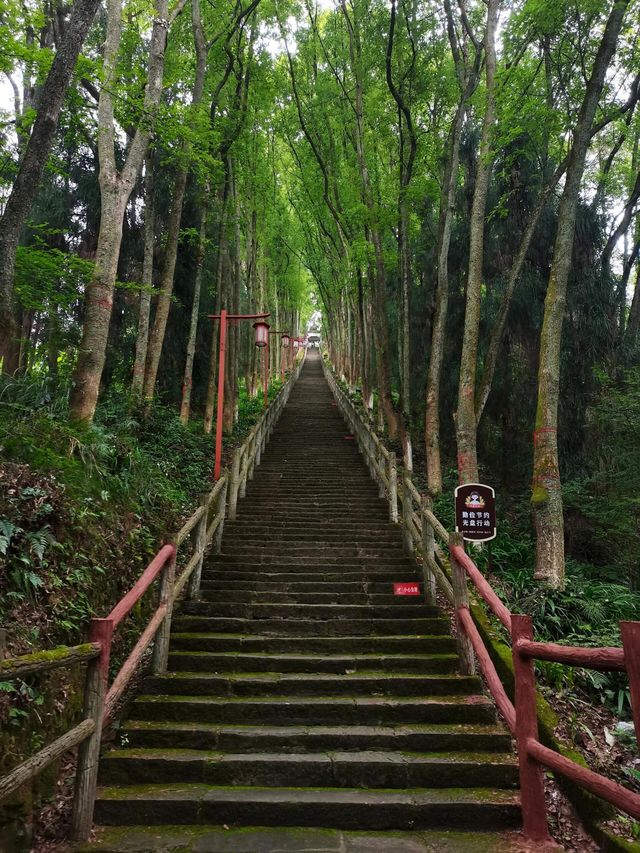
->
[208,310,270,480]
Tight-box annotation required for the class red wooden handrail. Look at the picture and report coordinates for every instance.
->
[107,544,176,629]
[516,638,626,671]
[450,542,512,630]
[447,538,640,842]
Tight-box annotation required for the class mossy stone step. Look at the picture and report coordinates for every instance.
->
[129,695,497,726]
[179,602,440,620]
[168,634,457,654]
[196,591,428,605]
[141,672,481,699]
[93,785,521,831]
[99,749,518,789]
[119,722,513,754]
[166,651,458,674]
[80,824,529,852]
[170,616,450,636]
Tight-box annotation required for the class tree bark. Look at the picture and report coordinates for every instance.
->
[69,0,173,421]
[131,159,156,396]
[532,0,629,588]
[0,0,102,373]
[424,0,482,494]
[180,197,208,423]
[455,0,499,486]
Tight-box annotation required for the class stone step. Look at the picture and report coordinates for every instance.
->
[196,591,427,605]
[141,672,481,698]
[169,634,457,655]
[120,721,512,754]
[81,824,524,852]
[198,580,423,594]
[129,695,497,726]
[212,547,407,559]
[198,571,420,583]
[207,555,413,566]
[94,785,521,831]
[100,749,519,789]
[222,532,401,544]
[167,650,457,674]
[170,616,449,636]
[179,603,440,620]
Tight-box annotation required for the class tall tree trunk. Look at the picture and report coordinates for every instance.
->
[532,0,629,588]
[0,0,102,373]
[341,0,398,439]
[204,180,229,434]
[132,159,155,396]
[180,197,208,423]
[142,166,189,399]
[142,0,207,401]
[424,0,482,495]
[455,0,499,486]
[69,0,173,421]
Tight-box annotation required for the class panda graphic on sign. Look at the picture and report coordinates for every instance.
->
[454,483,496,543]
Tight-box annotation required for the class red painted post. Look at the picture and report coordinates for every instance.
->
[70,617,114,840]
[214,309,227,480]
[512,614,551,842]
[620,622,640,746]
[263,339,269,409]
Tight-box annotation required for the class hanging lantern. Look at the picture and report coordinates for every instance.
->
[281,333,291,348]
[253,321,270,348]
[293,338,300,351]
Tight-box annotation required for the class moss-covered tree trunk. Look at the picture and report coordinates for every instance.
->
[532,0,629,587]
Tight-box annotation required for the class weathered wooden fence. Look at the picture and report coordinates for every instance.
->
[0,351,304,841]
[323,357,640,842]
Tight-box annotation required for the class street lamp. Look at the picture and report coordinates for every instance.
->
[208,309,270,480]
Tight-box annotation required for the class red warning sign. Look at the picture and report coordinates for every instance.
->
[393,582,420,596]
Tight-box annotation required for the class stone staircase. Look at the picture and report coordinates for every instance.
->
[88,351,521,852]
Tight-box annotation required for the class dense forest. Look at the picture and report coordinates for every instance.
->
[1,0,640,842]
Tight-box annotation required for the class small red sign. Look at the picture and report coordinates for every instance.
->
[393,582,420,596]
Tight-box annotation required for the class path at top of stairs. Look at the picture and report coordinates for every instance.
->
[86,350,521,853]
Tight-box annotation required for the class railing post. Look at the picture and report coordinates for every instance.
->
[187,498,208,601]
[228,448,241,521]
[512,614,551,842]
[377,446,386,498]
[401,471,413,553]
[620,622,640,746]
[214,479,228,554]
[387,452,398,522]
[151,543,177,675]
[421,495,437,603]
[70,617,113,841]
[450,532,475,676]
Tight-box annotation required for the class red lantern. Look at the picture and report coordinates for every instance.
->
[253,321,270,347]
[293,338,299,351]
[281,333,290,348]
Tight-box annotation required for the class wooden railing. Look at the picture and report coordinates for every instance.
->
[323,358,640,842]
[0,353,304,841]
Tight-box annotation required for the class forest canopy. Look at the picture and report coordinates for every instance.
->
[0,0,639,598]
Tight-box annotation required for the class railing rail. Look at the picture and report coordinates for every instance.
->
[323,357,640,842]
[0,352,304,841]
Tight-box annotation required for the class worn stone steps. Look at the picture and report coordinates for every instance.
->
[167,650,459,674]
[128,695,497,726]
[171,616,450,636]
[100,749,518,789]
[94,785,520,831]
[90,351,519,846]
[179,602,440,620]
[82,824,525,852]
[141,672,481,698]
[196,591,427,605]
[120,722,513,753]
[169,634,457,654]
